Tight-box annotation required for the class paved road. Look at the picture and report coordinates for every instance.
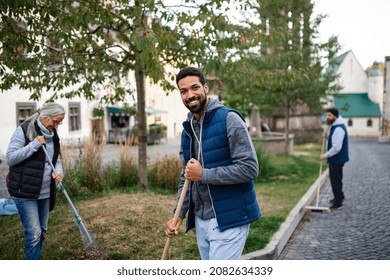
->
[65,138,181,166]
[279,138,390,260]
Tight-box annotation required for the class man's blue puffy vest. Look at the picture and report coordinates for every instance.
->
[327,124,349,164]
[181,107,261,232]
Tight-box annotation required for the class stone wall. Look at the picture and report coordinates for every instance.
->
[260,132,294,154]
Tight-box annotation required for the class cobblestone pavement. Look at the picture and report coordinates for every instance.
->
[279,138,390,260]
[0,138,181,199]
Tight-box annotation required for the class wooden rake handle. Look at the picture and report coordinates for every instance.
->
[161,179,189,260]
[319,136,326,176]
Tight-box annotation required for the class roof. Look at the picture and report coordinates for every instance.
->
[335,51,349,65]
[368,62,383,77]
[326,50,350,75]
[145,107,168,115]
[333,93,381,117]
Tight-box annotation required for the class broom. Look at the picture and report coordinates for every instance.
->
[305,125,330,213]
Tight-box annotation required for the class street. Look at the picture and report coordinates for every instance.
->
[279,138,390,259]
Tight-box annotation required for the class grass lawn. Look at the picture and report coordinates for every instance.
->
[0,143,322,260]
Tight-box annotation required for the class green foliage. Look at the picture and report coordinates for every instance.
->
[253,139,321,184]
[244,216,285,254]
[148,155,181,192]
[117,145,139,188]
[79,140,105,192]
[0,0,252,101]
[60,141,180,195]
[131,126,139,135]
[213,0,341,117]
[149,123,167,135]
[103,163,139,190]
[258,151,319,185]
[61,161,92,198]
[254,140,273,181]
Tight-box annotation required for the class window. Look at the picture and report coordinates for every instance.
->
[367,119,373,127]
[348,119,353,127]
[16,102,36,126]
[69,102,81,131]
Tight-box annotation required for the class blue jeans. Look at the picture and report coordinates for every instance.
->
[195,216,249,260]
[13,198,50,260]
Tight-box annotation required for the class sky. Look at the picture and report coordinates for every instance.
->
[313,0,390,70]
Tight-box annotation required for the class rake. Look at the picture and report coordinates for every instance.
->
[161,179,189,260]
[42,145,96,251]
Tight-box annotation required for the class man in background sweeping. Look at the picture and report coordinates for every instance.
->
[165,67,261,260]
[320,108,349,210]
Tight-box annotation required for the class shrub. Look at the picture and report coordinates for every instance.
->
[60,144,91,197]
[79,138,104,192]
[117,143,138,188]
[254,140,273,181]
[61,139,140,194]
[61,139,181,194]
[148,155,181,192]
[149,124,167,135]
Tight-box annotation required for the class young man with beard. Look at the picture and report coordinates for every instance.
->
[320,108,349,210]
[165,67,261,260]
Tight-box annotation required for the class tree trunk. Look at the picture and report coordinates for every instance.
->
[284,100,291,154]
[134,64,148,188]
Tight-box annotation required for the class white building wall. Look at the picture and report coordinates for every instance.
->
[345,117,380,137]
[0,86,93,155]
[368,75,384,110]
[336,51,368,93]
[145,77,188,139]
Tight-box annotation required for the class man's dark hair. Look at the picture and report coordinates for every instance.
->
[176,67,206,87]
[327,107,339,118]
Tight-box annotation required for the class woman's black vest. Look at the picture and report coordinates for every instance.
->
[8,121,60,211]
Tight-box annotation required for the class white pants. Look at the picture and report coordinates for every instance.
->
[195,216,249,260]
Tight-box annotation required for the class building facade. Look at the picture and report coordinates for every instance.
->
[328,50,382,137]
[0,86,97,155]
[381,56,390,141]
[0,69,189,156]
